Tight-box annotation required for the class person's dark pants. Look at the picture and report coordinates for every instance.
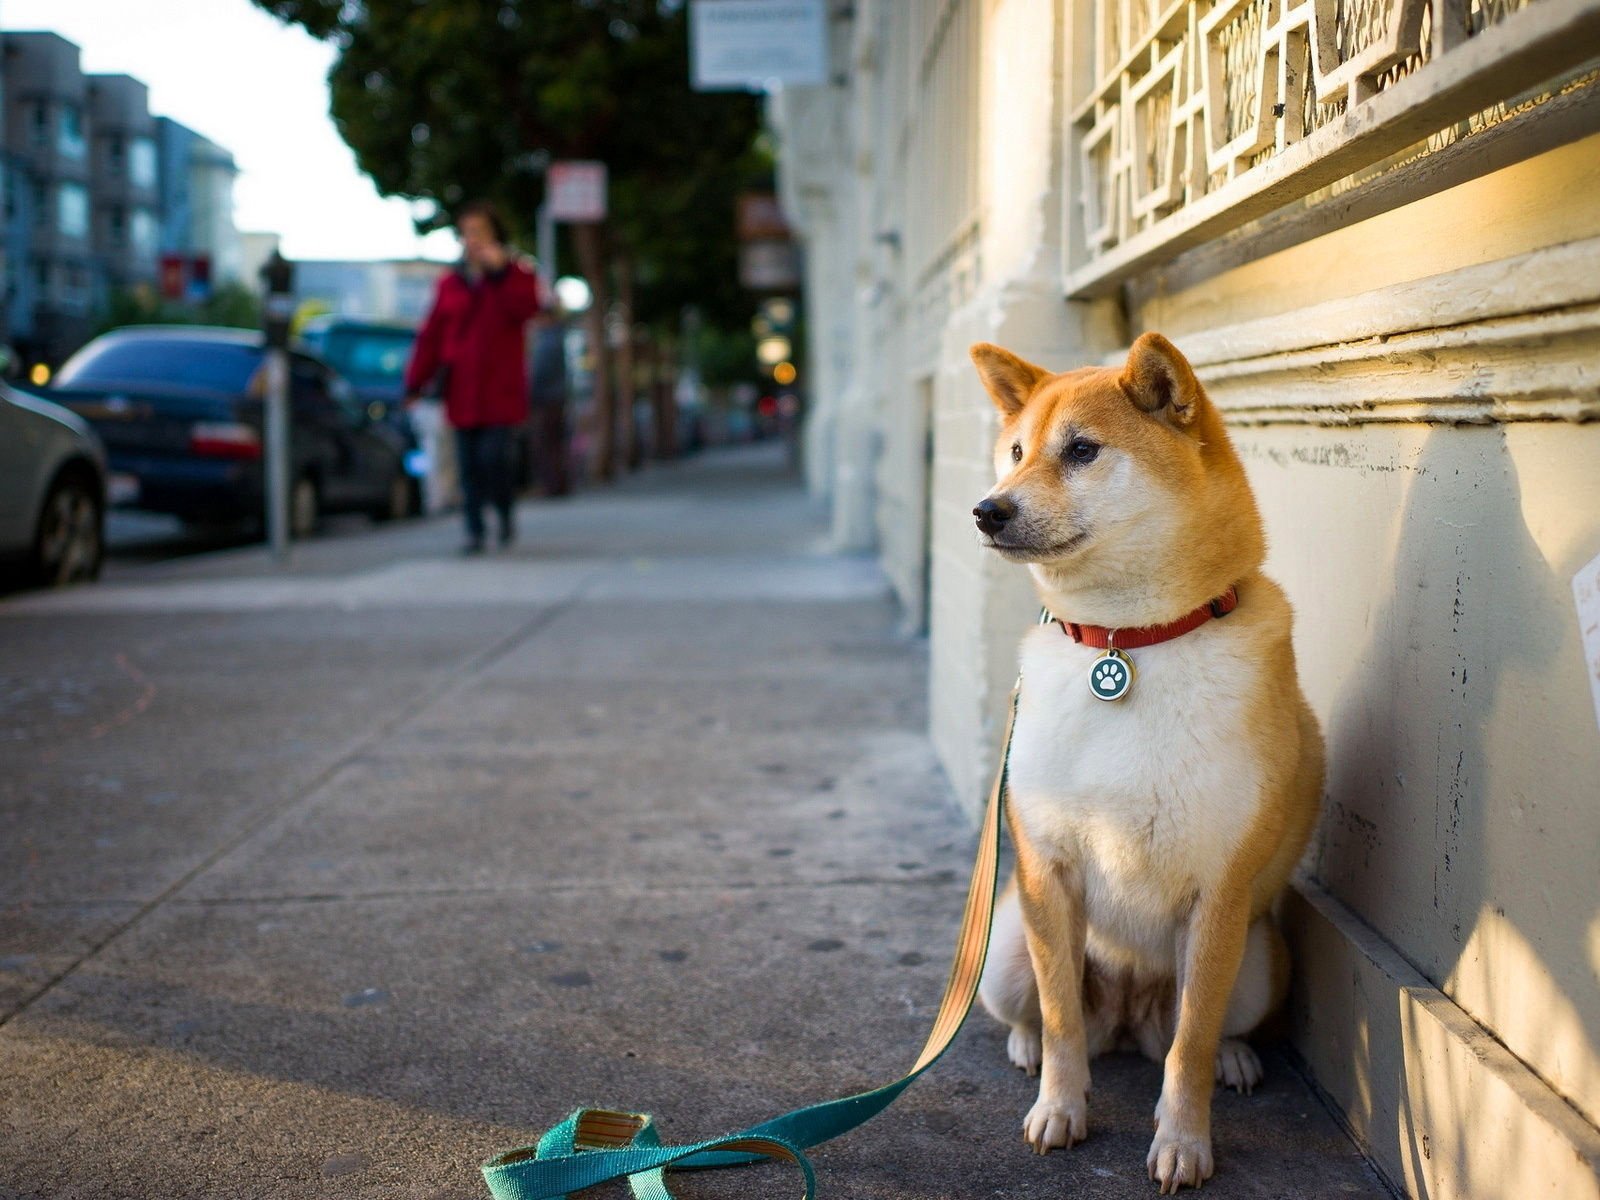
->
[456,424,516,544]
[530,403,570,496]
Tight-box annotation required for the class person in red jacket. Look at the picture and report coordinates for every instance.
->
[403,200,541,553]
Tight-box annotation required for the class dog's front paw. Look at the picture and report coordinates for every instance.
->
[1006,1025,1042,1075]
[1022,1093,1087,1154]
[1146,1115,1213,1194]
[1214,1038,1262,1093]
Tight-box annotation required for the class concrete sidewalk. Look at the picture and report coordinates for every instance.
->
[0,444,1388,1199]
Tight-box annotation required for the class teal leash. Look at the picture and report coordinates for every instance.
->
[482,684,1022,1200]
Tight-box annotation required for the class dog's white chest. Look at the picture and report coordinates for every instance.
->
[1006,623,1265,904]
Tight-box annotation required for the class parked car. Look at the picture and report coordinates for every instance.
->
[298,315,415,416]
[47,326,414,536]
[0,381,106,586]
[299,315,424,506]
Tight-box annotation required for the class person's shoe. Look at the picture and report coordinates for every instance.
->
[498,518,516,548]
[460,538,485,556]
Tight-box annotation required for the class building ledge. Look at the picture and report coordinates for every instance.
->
[1285,878,1600,1200]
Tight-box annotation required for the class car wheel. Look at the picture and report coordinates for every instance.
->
[33,469,103,587]
[290,475,320,539]
[370,470,411,522]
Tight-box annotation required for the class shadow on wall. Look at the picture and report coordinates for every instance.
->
[1317,421,1599,1184]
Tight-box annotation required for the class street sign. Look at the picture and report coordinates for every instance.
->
[689,0,828,92]
[159,252,213,301]
[547,161,608,223]
[737,194,792,241]
[159,253,184,300]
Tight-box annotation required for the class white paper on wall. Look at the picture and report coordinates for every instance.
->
[1574,549,1600,735]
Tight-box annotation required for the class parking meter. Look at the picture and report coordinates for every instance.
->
[262,251,295,348]
[259,252,295,558]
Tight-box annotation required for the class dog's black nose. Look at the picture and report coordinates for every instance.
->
[973,496,1016,535]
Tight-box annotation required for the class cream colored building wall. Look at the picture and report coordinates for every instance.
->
[1127,132,1600,1138]
[1109,146,1600,1200]
[859,0,918,624]
[772,13,865,522]
[778,4,1600,1192]
[1079,0,1600,1169]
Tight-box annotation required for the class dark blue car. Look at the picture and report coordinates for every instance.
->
[49,326,414,536]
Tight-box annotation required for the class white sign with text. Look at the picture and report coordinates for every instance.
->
[1575,548,1600,734]
[690,0,828,91]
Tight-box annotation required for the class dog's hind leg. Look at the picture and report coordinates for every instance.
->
[1213,916,1286,1094]
[979,878,1042,1074]
[1126,974,1176,1065]
[1125,917,1283,1096]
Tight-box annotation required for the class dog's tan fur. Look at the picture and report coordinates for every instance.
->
[968,334,1323,1192]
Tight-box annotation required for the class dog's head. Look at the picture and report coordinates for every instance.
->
[969,333,1264,622]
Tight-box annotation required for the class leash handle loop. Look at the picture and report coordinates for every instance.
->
[481,685,1020,1199]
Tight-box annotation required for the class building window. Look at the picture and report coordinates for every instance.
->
[107,134,125,171]
[58,261,91,312]
[58,105,87,160]
[32,181,47,227]
[35,260,50,299]
[31,103,49,149]
[130,137,158,190]
[130,208,158,258]
[108,204,126,247]
[58,183,89,238]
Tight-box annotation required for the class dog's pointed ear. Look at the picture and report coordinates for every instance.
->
[970,343,1049,418]
[1120,333,1203,427]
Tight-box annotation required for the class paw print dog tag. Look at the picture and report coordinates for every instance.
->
[1088,648,1135,702]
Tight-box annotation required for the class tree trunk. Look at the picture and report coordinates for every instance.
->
[614,260,639,471]
[571,221,616,482]
[652,335,678,460]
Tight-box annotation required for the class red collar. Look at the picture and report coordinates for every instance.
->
[1055,587,1238,650]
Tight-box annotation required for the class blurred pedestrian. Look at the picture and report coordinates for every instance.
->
[403,200,541,553]
[527,304,570,497]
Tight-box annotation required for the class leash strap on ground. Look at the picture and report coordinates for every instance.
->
[481,686,1019,1200]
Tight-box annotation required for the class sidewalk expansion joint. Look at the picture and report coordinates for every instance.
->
[158,872,971,908]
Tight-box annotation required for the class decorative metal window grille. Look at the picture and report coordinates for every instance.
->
[1066,0,1600,294]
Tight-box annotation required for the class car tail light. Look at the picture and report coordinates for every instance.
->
[189,421,262,460]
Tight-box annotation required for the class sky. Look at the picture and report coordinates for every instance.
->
[4,0,460,262]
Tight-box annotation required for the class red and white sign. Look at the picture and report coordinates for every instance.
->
[737,193,791,242]
[547,161,608,223]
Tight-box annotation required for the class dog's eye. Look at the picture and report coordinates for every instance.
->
[1066,438,1100,465]
[1010,443,1023,463]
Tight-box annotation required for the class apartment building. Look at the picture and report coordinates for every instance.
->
[0,30,245,364]
[158,117,243,288]
[772,1,1600,1196]
[86,73,160,294]
[2,30,95,362]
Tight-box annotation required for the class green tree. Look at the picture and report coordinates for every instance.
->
[94,280,261,337]
[253,0,770,475]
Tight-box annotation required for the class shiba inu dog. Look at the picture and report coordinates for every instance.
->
[969,334,1324,1193]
